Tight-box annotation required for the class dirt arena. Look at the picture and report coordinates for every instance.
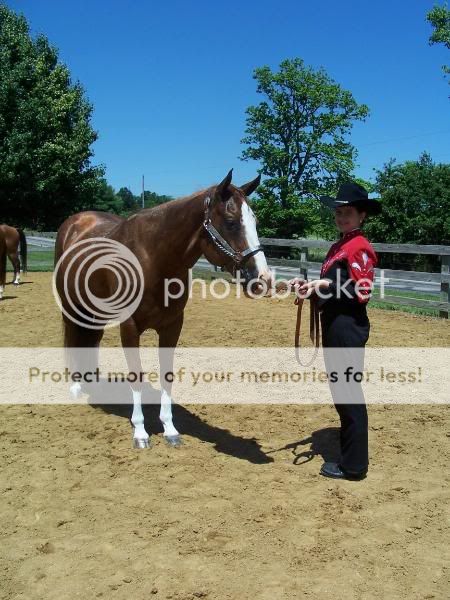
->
[1,273,449,600]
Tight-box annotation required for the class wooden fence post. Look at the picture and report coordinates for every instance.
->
[440,255,450,319]
[300,246,308,281]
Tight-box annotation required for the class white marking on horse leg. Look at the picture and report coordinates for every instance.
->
[131,389,150,443]
[0,285,4,299]
[241,202,271,280]
[69,382,82,399]
[160,389,179,437]
[13,274,20,285]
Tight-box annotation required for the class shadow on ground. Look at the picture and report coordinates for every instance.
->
[84,379,274,465]
[266,427,341,465]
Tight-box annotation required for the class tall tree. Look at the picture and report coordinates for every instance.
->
[117,187,139,211]
[240,58,369,238]
[90,179,124,214]
[365,153,450,245]
[427,2,450,86]
[0,5,104,228]
[143,190,173,209]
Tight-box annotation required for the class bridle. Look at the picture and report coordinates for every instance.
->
[202,196,263,274]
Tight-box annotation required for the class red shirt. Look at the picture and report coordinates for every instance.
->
[320,229,377,304]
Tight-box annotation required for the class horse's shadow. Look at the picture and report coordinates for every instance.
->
[84,379,273,464]
[267,427,341,466]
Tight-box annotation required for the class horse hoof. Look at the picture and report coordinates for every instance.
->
[69,383,82,400]
[133,437,151,449]
[13,281,19,286]
[164,435,183,447]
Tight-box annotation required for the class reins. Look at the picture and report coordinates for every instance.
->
[272,281,321,366]
[294,294,320,367]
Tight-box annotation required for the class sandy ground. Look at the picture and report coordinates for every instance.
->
[0,273,449,600]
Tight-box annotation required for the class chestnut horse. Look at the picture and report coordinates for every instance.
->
[54,170,272,448]
[0,228,6,300]
[0,224,27,285]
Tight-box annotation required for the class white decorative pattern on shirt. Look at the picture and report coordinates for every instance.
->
[348,249,375,302]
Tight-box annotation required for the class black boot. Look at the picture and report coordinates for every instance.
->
[320,462,366,481]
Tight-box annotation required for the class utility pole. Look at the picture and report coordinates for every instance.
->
[141,175,145,209]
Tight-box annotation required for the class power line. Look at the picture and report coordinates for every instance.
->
[359,129,450,148]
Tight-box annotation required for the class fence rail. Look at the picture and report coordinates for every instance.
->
[24,233,450,318]
[260,238,450,255]
[260,238,450,318]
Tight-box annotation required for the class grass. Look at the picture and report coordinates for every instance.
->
[370,300,439,318]
[26,250,55,272]
[8,255,446,318]
[374,288,437,301]
[371,288,442,317]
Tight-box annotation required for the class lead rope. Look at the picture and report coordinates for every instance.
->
[294,294,320,367]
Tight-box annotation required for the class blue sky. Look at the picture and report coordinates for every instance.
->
[7,0,450,197]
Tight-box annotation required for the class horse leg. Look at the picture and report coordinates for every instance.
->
[120,318,150,449]
[158,315,184,447]
[63,314,104,399]
[9,251,20,285]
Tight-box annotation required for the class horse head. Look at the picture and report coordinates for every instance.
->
[201,170,273,296]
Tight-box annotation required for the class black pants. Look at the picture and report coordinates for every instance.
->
[321,309,370,476]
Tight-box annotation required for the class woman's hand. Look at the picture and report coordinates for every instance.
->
[288,277,306,303]
[294,279,331,304]
[288,277,306,294]
[288,277,306,288]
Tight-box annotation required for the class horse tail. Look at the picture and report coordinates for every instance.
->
[0,236,6,288]
[17,228,27,273]
[62,315,104,378]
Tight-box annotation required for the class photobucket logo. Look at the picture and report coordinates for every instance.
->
[163,267,390,306]
[164,270,273,306]
[52,238,144,330]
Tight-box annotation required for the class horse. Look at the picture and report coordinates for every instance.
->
[0,228,6,300]
[0,224,28,285]
[54,170,273,448]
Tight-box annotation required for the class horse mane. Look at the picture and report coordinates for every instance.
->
[176,187,210,203]
[126,187,212,222]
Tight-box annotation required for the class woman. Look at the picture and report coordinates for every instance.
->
[290,182,382,480]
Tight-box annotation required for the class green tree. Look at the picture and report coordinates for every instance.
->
[365,153,450,245]
[240,58,369,238]
[0,5,104,228]
[427,2,450,85]
[143,190,173,209]
[90,179,124,214]
[117,187,139,211]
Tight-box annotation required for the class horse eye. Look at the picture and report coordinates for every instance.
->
[225,220,241,232]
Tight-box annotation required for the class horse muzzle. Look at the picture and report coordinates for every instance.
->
[239,268,274,298]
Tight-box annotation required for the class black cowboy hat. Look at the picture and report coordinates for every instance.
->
[319,182,382,215]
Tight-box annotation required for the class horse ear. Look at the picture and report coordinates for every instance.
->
[240,174,261,197]
[215,169,233,201]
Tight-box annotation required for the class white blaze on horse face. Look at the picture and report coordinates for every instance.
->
[241,202,270,278]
